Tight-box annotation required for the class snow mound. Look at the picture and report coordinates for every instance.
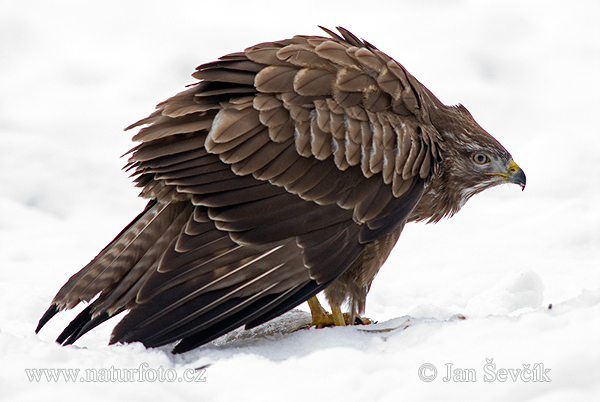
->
[465,270,544,316]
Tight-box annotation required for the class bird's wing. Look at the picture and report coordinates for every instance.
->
[129,27,442,239]
[39,27,441,352]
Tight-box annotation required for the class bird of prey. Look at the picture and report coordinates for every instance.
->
[36,27,526,353]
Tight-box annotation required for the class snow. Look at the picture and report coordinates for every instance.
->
[1,1,599,401]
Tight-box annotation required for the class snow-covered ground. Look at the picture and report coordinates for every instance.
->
[1,1,598,401]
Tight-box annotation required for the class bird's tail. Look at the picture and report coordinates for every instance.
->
[35,199,191,344]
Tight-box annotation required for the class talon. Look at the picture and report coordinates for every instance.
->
[354,316,376,325]
[306,296,374,327]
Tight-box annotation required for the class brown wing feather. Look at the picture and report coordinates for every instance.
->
[39,27,445,353]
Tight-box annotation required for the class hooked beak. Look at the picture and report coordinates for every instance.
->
[506,161,526,190]
[485,160,526,190]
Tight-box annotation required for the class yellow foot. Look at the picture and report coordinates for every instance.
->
[306,296,374,328]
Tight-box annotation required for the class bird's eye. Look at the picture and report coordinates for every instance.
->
[472,153,490,165]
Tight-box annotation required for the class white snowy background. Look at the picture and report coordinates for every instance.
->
[1,1,599,401]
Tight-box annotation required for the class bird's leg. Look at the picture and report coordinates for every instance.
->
[306,296,372,327]
[330,304,346,326]
[307,296,332,328]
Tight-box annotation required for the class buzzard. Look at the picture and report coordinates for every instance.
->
[36,27,525,353]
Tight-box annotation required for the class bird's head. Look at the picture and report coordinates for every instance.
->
[411,104,526,223]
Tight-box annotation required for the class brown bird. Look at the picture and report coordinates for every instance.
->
[36,27,526,353]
